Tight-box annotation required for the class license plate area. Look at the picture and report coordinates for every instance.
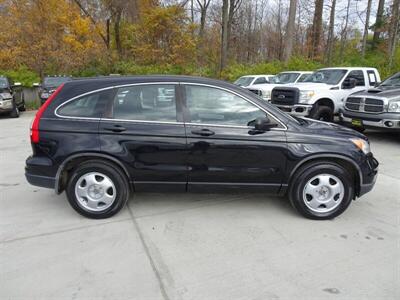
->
[351,119,363,127]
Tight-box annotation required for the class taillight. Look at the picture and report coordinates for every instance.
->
[31,83,65,144]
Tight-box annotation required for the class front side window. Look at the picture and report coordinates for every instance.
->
[346,70,365,86]
[58,90,112,118]
[185,85,271,127]
[254,77,268,84]
[112,84,177,122]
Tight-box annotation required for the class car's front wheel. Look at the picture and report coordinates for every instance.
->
[289,162,354,220]
[9,101,20,118]
[66,160,130,219]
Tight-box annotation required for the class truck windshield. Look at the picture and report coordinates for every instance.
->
[271,73,299,84]
[43,77,72,87]
[380,73,400,87]
[303,69,347,85]
[0,78,8,88]
[234,77,255,86]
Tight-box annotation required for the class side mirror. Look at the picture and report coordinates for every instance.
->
[33,83,40,87]
[342,78,357,89]
[253,116,277,131]
[13,82,22,87]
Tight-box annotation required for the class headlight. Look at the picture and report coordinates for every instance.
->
[299,90,315,102]
[350,138,370,154]
[388,100,400,113]
[264,90,271,99]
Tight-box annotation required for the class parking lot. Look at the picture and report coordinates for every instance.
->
[1,111,399,299]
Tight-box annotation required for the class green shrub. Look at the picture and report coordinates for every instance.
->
[0,66,40,87]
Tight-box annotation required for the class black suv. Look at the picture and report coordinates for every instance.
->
[25,76,378,220]
[0,76,25,117]
[35,76,72,105]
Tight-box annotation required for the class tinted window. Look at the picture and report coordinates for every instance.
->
[345,70,365,86]
[58,90,112,118]
[254,77,268,84]
[185,85,268,127]
[112,84,177,122]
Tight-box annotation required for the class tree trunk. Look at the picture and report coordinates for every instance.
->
[372,0,385,46]
[326,0,336,64]
[114,9,123,57]
[220,0,229,73]
[283,0,297,63]
[310,0,324,59]
[388,0,400,67]
[361,0,372,57]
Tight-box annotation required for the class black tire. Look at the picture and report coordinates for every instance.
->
[19,99,26,111]
[66,160,130,219]
[289,161,354,220]
[9,101,20,118]
[309,105,334,122]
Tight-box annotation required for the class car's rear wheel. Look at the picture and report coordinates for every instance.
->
[289,162,354,220]
[66,160,130,219]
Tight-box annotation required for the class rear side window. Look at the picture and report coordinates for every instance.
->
[112,84,177,122]
[367,70,377,85]
[57,89,113,118]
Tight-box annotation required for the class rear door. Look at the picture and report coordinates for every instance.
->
[182,83,287,193]
[99,83,187,191]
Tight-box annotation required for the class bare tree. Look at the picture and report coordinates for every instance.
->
[309,0,324,59]
[372,0,385,46]
[196,0,211,37]
[220,0,229,72]
[361,0,372,57]
[283,0,297,62]
[339,0,351,61]
[325,0,336,64]
[388,0,400,67]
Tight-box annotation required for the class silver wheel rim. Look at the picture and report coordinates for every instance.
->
[302,174,344,213]
[75,172,116,212]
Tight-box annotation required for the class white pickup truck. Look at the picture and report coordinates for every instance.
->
[270,67,381,122]
[246,71,313,101]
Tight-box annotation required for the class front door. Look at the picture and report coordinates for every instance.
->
[182,84,287,193]
[99,83,187,191]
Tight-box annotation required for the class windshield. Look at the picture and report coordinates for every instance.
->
[271,73,299,84]
[234,77,255,86]
[43,77,71,87]
[303,69,347,85]
[0,78,9,88]
[380,73,400,87]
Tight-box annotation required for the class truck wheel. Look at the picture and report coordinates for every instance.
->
[310,105,333,122]
[66,160,130,219]
[9,102,20,118]
[289,161,354,220]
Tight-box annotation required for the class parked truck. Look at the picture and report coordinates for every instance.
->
[270,67,381,122]
[341,72,400,131]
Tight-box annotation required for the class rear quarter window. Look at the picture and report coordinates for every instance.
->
[57,89,114,118]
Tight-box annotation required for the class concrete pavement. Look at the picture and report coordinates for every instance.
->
[1,111,399,299]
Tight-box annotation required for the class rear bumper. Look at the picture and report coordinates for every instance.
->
[25,173,55,189]
[25,155,56,189]
[341,111,400,130]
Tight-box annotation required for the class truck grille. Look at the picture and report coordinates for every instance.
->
[248,89,262,97]
[271,87,299,105]
[345,97,384,113]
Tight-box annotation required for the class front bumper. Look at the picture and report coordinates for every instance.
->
[341,111,400,130]
[0,99,13,112]
[358,154,379,197]
[274,104,313,117]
